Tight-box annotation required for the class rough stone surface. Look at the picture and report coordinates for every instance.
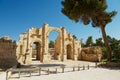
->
[0,36,17,68]
[16,23,81,64]
[0,24,103,67]
[80,46,102,62]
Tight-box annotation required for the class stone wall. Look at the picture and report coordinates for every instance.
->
[0,36,17,68]
[80,46,102,62]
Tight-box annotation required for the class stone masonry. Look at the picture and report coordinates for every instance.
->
[0,23,102,66]
[16,23,81,64]
[0,36,17,68]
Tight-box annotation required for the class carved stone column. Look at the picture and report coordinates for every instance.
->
[42,23,51,63]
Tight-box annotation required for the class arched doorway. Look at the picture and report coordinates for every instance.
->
[48,31,59,60]
[32,42,41,61]
[66,44,73,59]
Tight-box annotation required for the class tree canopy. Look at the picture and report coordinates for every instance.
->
[49,40,54,48]
[61,0,116,27]
[61,0,117,61]
[85,36,93,47]
[72,35,78,40]
[107,36,120,59]
[96,38,104,47]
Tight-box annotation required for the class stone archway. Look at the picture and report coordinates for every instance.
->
[32,42,41,61]
[45,27,62,61]
[66,44,73,59]
[16,23,81,64]
[30,39,42,62]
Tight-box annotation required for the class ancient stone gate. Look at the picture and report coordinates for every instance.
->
[16,23,81,64]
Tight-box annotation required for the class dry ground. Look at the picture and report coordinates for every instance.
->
[6,60,120,80]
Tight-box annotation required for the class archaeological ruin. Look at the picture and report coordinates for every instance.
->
[0,23,102,66]
[0,36,17,68]
[16,23,81,64]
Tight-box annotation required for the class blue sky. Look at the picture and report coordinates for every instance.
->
[0,0,120,43]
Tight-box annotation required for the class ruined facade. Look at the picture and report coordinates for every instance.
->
[0,36,17,68]
[16,23,81,64]
[0,24,103,66]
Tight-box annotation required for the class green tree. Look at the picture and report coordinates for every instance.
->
[80,38,85,47]
[81,43,85,47]
[49,40,54,48]
[61,0,117,61]
[72,35,78,40]
[107,36,120,59]
[85,36,93,47]
[96,38,104,47]
[102,46,107,59]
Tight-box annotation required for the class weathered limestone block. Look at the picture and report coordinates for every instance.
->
[43,54,51,63]
[74,54,78,60]
[81,46,102,62]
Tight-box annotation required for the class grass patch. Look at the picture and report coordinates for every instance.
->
[111,58,120,62]
[102,59,108,62]
[102,58,120,62]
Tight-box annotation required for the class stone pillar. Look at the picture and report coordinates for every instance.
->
[22,29,31,64]
[73,40,77,60]
[61,27,67,61]
[42,23,51,63]
[74,54,78,60]
[24,52,31,64]
[58,34,62,61]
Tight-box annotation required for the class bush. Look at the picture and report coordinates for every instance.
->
[111,58,120,62]
[102,59,108,62]
[102,47,107,59]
